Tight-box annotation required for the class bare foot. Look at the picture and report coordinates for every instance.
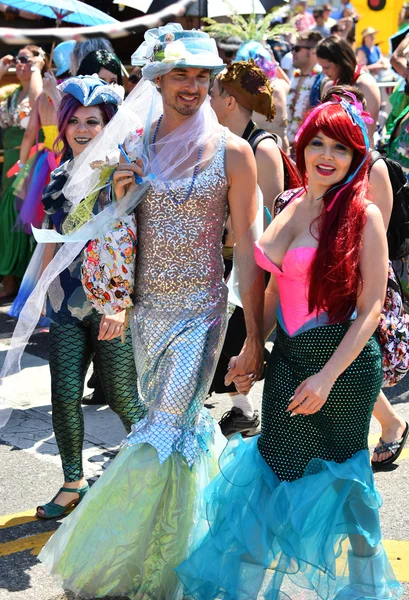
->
[36,479,87,517]
[372,419,407,463]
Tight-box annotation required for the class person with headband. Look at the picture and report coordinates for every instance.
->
[36,23,264,598]
[30,76,144,520]
[322,85,409,470]
[77,48,123,85]
[177,95,403,599]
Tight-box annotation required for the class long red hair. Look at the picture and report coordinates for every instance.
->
[295,103,369,323]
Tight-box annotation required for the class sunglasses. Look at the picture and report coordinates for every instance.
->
[14,56,31,64]
[292,45,313,53]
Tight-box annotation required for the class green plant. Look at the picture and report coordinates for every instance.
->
[203,2,294,42]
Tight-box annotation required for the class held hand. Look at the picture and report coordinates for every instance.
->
[224,337,264,390]
[98,311,126,341]
[286,371,335,416]
[0,55,14,74]
[113,159,143,201]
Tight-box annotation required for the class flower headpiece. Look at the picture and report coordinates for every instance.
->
[131,23,225,81]
[235,41,277,80]
[58,75,124,107]
[294,89,371,211]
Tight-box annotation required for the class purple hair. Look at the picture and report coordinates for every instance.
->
[54,94,117,156]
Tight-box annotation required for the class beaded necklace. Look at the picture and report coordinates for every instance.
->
[152,115,203,205]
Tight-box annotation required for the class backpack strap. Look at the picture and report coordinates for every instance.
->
[248,128,281,154]
[273,188,304,218]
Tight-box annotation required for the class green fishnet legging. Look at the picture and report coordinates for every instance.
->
[49,310,146,482]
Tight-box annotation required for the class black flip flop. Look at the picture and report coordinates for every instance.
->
[371,421,409,469]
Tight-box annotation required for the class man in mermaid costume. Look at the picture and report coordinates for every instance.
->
[32,24,265,599]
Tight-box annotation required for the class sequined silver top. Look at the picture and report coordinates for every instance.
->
[135,129,229,312]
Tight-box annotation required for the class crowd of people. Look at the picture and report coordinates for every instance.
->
[0,2,408,599]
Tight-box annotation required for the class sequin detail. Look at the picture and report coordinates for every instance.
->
[122,408,216,466]
[135,130,229,312]
[130,129,229,466]
[131,305,227,466]
[259,322,383,482]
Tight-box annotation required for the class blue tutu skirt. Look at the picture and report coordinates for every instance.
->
[176,435,403,600]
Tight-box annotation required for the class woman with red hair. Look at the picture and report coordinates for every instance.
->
[177,99,403,599]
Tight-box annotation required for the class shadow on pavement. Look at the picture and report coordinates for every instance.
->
[0,550,39,593]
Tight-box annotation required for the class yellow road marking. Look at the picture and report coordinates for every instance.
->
[0,531,408,581]
[384,540,409,582]
[0,509,37,529]
[0,531,54,558]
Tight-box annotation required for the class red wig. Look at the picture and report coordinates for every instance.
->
[295,103,369,323]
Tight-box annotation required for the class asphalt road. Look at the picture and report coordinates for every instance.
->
[0,296,408,600]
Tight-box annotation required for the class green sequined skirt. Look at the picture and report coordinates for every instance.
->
[258,321,383,481]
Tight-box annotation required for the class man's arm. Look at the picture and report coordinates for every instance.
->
[391,36,409,77]
[255,138,284,218]
[224,133,265,385]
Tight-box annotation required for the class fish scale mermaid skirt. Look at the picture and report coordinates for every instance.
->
[176,323,404,600]
[39,303,229,599]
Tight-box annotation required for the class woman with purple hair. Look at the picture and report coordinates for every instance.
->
[35,76,145,519]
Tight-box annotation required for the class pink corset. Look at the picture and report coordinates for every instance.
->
[254,242,327,336]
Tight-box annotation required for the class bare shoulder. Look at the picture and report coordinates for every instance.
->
[369,157,389,184]
[225,129,257,173]
[255,136,282,163]
[357,72,379,91]
[225,128,252,154]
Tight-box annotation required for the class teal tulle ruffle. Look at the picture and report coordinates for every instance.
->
[177,435,403,600]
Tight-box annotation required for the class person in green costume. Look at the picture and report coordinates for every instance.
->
[0,45,45,298]
[34,76,145,519]
[387,103,409,176]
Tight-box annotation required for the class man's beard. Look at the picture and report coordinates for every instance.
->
[162,92,205,117]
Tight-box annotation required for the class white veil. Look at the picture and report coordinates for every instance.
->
[0,77,222,427]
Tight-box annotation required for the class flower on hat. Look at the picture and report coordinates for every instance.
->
[163,40,188,63]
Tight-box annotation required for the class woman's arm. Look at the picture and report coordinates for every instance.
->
[20,97,39,164]
[288,203,388,415]
[28,55,44,108]
[368,158,393,231]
